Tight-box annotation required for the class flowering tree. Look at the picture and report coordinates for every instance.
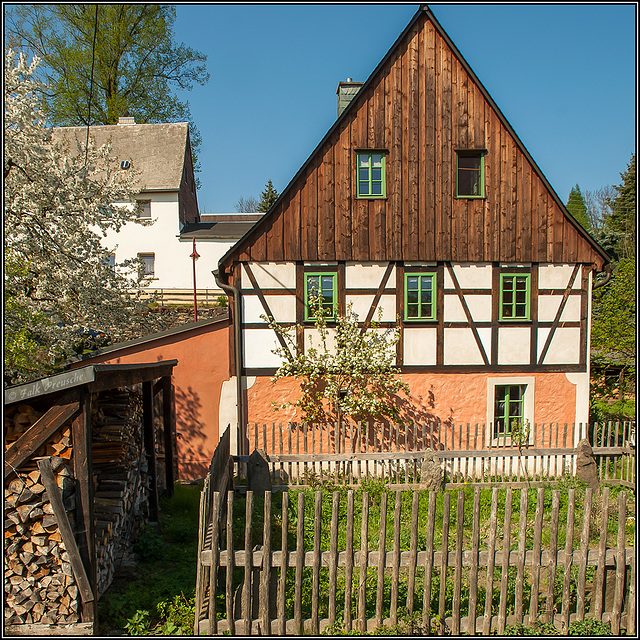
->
[265,293,410,426]
[4,51,168,385]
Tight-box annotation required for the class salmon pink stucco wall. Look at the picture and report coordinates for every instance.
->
[69,318,231,480]
[244,372,579,448]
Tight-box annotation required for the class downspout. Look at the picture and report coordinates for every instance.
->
[592,263,612,290]
[213,268,244,455]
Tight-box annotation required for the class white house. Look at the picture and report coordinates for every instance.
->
[53,117,261,298]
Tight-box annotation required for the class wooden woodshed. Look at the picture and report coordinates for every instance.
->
[4,361,177,635]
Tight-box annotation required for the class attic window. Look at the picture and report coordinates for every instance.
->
[137,200,151,219]
[356,152,386,198]
[120,160,131,170]
[456,150,485,198]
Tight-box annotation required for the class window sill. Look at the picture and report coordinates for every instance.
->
[356,196,388,201]
[455,195,486,200]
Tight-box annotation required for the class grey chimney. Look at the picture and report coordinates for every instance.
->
[336,78,363,117]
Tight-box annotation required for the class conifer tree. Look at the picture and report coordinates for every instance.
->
[257,179,279,213]
[566,184,591,231]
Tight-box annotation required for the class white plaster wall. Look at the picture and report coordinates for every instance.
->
[243,329,286,368]
[445,263,492,289]
[565,372,590,429]
[102,193,236,290]
[444,294,491,323]
[537,327,581,365]
[538,264,579,289]
[538,295,581,323]
[304,328,337,355]
[497,327,531,365]
[346,262,395,288]
[444,328,485,365]
[242,262,296,289]
[242,294,296,324]
[218,378,238,454]
[346,294,396,322]
[403,328,437,365]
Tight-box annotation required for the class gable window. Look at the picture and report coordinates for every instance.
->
[404,273,436,320]
[500,274,531,320]
[138,253,155,277]
[305,273,337,320]
[456,151,484,198]
[137,200,152,219]
[494,384,526,437]
[356,152,386,198]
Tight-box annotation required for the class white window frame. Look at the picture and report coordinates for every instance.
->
[137,200,152,219]
[486,376,535,445]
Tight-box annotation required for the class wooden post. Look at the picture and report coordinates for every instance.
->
[161,376,175,495]
[71,390,96,623]
[142,381,159,521]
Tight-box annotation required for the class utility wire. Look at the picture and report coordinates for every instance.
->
[84,4,99,168]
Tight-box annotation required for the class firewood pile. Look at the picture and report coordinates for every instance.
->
[4,401,79,627]
[91,390,151,597]
[4,388,155,628]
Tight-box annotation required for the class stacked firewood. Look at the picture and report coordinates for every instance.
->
[4,456,79,626]
[91,390,151,597]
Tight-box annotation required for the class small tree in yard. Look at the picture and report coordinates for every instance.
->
[264,292,410,427]
[4,51,170,385]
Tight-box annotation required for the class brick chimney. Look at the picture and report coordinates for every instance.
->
[336,78,363,117]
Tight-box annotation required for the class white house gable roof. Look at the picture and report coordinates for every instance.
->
[53,121,190,192]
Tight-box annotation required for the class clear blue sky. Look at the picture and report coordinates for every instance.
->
[173,3,637,214]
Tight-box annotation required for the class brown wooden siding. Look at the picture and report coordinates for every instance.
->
[223,10,607,272]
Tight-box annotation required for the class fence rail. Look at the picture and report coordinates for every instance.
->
[241,421,635,488]
[196,485,635,635]
[139,288,225,306]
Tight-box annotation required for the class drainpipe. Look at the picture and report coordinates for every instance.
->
[213,268,244,455]
[592,264,612,290]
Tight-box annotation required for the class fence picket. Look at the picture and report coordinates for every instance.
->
[439,492,451,635]
[452,491,464,635]
[529,487,545,623]
[576,487,593,620]
[390,491,401,625]
[278,491,288,635]
[328,492,339,628]
[261,491,272,635]
[468,486,481,635]
[208,492,221,635]
[226,490,235,635]
[243,491,253,635]
[406,491,420,616]
[358,492,370,634]
[344,490,355,631]
[482,488,498,635]
[422,491,436,632]
[593,486,609,617]
[545,490,560,623]
[611,492,627,635]
[376,493,388,628]
[294,492,304,635]
[515,487,528,625]
[497,487,513,634]
[311,491,322,635]
[561,488,576,631]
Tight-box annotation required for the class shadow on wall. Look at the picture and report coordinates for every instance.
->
[174,386,210,480]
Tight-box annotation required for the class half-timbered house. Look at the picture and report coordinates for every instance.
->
[215,5,610,455]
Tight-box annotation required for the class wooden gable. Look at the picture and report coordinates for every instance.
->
[220,6,609,273]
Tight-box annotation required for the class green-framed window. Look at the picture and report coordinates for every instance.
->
[357,152,386,198]
[494,384,526,437]
[499,273,530,320]
[404,273,436,320]
[456,151,484,198]
[305,273,337,320]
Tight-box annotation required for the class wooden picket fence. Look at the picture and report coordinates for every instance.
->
[242,421,635,488]
[195,485,635,635]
